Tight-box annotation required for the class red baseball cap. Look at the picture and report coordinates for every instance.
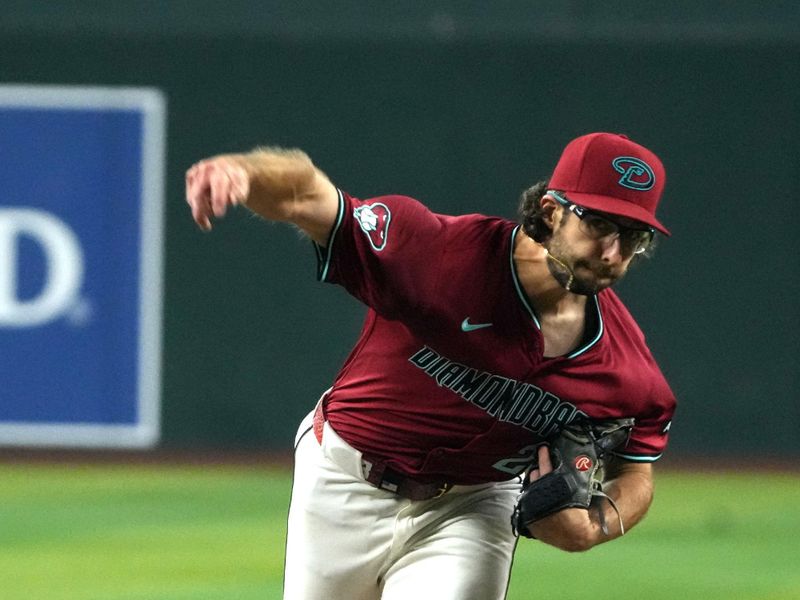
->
[549,132,670,235]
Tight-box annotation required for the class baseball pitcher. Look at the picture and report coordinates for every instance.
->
[185,133,676,599]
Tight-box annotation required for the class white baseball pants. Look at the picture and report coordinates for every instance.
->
[283,407,521,600]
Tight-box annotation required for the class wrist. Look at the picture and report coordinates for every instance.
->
[237,149,315,220]
[589,497,624,541]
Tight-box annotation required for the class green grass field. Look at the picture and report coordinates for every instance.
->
[1,462,798,600]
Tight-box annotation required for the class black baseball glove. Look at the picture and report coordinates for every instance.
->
[511,417,635,538]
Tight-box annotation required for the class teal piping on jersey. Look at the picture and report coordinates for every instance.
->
[613,451,662,462]
[314,188,345,282]
[509,226,604,359]
[509,226,542,329]
[566,295,603,359]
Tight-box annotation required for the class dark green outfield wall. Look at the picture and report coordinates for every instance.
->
[2,3,798,457]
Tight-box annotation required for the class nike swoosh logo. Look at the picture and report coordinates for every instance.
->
[461,318,493,332]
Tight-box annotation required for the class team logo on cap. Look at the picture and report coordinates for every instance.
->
[354,203,391,251]
[612,156,655,191]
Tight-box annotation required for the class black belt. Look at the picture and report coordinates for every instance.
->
[313,402,452,501]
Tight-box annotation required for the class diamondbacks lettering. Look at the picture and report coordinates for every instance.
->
[408,346,584,437]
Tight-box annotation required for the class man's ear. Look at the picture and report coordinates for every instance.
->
[540,194,561,229]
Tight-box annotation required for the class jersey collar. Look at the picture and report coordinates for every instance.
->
[509,225,604,359]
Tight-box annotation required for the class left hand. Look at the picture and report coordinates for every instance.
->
[525,445,600,552]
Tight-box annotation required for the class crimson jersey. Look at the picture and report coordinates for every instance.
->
[313,190,675,485]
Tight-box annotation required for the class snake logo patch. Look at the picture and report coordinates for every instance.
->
[354,203,391,252]
[574,455,593,472]
[612,156,655,191]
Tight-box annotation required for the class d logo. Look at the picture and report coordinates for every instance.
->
[0,208,84,327]
[612,156,655,191]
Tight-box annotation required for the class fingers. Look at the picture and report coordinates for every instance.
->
[185,163,211,230]
[529,444,552,482]
[537,444,553,473]
[209,168,231,217]
[185,157,250,231]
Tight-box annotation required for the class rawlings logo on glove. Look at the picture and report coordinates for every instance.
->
[511,417,634,538]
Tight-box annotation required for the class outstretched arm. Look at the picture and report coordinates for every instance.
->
[185,147,339,245]
[527,446,654,552]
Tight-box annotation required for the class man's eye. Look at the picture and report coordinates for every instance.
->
[584,216,616,236]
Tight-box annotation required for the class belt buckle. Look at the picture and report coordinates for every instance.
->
[432,483,451,499]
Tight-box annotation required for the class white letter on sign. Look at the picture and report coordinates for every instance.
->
[0,208,84,327]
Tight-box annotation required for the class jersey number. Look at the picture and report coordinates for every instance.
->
[492,445,539,475]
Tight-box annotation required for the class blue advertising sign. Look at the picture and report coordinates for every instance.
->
[0,85,166,448]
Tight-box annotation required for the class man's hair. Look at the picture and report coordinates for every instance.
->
[516,179,657,259]
[517,180,553,243]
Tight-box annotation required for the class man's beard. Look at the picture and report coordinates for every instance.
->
[544,239,624,296]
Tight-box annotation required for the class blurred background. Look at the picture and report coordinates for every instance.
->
[3,0,797,459]
[1,3,799,599]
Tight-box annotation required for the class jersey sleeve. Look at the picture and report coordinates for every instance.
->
[591,291,677,463]
[313,189,446,319]
[616,379,676,462]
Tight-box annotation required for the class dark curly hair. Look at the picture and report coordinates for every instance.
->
[517,180,553,243]
[516,180,657,259]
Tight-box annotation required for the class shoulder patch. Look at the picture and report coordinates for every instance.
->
[354,203,391,251]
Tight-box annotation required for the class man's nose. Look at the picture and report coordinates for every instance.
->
[599,235,624,263]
